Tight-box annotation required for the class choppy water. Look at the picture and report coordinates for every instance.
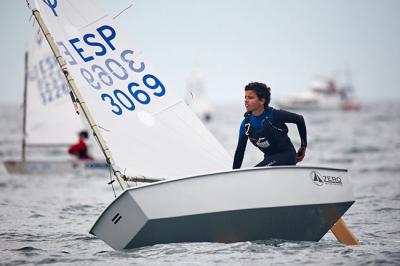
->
[1,102,400,265]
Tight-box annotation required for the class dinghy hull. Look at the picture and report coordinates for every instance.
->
[3,160,109,175]
[90,166,355,250]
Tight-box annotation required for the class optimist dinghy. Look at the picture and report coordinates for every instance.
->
[4,25,107,175]
[27,0,357,249]
[90,166,354,250]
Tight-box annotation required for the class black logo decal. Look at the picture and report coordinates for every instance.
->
[310,171,343,186]
[112,213,122,224]
[310,171,324,186]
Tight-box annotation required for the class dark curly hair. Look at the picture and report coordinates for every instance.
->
[79,130,89,139]
[244,82,271,107]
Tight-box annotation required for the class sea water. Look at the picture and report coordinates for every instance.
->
[1,101,399,265]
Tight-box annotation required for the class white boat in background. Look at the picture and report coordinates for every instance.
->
[4,159,109,175]
[277,78,361,111]
[185,69,214,122]
[3,25,108,175]
[27,0,358,249]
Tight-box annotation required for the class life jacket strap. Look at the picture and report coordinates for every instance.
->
[244,111,252,137]
[244,107,286,136]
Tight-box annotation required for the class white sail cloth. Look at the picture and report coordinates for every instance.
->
[26,24,85,146]
[185,69,214,119]
[27,0,232,178]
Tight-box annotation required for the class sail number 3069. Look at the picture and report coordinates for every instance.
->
[100,74,165,115]
[78,49,166,116]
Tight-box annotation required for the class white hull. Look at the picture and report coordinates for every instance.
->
[3,160,109,175]
[277,100,360,112]
[90,166,355,250]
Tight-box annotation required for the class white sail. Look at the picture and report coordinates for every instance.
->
[185,69,214,121]
[28,0,232,178]
[26,24,85,146]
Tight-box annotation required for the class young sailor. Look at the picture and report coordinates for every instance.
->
[233,82,307,169]
[68,131,93,160]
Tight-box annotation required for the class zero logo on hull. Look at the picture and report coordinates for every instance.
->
[310,171,324,186]
[310,171,343,186]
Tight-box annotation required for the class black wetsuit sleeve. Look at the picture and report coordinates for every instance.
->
[233,135,248,169]
[275,109,307,147]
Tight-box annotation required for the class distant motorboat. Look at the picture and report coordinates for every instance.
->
[277,79,361,111]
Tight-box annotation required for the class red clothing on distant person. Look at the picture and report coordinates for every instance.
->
[68,137,93,160]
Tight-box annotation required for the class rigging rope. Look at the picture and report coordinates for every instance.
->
[113,3,134,19]
[107,164,116,198]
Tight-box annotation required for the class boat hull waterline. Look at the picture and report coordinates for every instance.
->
[90,166,355,250]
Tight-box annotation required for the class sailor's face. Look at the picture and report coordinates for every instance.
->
[245,90,265,112]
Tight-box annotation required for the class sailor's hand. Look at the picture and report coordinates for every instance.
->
[296,147,306,162]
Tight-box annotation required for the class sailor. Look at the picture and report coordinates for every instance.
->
[233,82,307,169]
[68,130,93,160]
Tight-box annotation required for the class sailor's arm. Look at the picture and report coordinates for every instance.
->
[232,122,248,169]
[296,114,307,162]
[276,109,307,162]
[276,109,307,146]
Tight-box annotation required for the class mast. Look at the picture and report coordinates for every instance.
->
[31,9,128,190]
[21,51,28,162]
[345,64,353,92]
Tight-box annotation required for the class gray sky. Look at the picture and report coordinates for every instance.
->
[0,0,399,104]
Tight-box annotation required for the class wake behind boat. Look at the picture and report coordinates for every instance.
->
[27,0,358,250]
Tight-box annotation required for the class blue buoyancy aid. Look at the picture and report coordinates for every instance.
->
[244,108,291,155]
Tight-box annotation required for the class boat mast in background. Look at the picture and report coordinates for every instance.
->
[3,25,114,176]
[30,8,128,190]
[21,51,28,162]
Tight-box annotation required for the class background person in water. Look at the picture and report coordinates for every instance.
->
[233,82,307,169]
